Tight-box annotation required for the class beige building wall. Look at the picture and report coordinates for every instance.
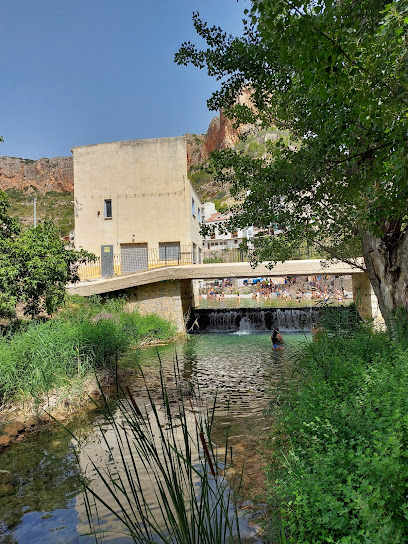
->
[73,136,202,257]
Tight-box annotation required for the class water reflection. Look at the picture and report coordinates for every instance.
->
[1,333,309,543]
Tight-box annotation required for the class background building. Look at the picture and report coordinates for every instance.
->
[201,202,252,250]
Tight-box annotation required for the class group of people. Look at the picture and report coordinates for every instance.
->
[206,290,226,300]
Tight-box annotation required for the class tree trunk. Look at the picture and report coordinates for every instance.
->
[361,230,408,329]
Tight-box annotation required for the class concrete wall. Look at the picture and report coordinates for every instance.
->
[73,136,202,256]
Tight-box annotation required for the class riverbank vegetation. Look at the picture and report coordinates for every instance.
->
[269,312,408,543]
[0,295,176,409]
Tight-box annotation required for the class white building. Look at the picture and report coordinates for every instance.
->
[201,202,252,250]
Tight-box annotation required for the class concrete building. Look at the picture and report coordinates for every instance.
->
[73,136,202,274]
[201,202,252,251]
[201,201,284,252]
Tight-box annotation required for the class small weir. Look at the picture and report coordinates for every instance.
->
[187,307,320,333]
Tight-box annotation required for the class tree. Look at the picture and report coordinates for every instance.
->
[176,0,408,326]
[0,190,93,317]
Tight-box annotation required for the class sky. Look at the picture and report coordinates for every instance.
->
[0,0,247,159]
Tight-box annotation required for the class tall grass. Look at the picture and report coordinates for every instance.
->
[268,311,408,543]
[0,295,176,405]
[68,356,242,543]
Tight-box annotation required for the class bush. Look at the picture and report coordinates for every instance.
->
[0,296,176,404]
[269,318,408,543]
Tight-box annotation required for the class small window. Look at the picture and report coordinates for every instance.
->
[104,199,112,219]
[192,198,195,217]
[198,208,201,222]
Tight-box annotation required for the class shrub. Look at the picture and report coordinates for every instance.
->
[269,318,408,543]
[0,296,176,404]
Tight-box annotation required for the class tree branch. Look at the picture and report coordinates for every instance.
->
[313,239,366,271]
[324,138,406,167]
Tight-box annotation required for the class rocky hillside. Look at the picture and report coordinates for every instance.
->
[0,156,73,193]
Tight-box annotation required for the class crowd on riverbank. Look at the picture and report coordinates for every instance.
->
[202,275,353,303]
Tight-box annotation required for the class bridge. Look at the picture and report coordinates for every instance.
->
[67,259,380,332]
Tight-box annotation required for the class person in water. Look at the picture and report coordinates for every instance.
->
[271,328,284,351]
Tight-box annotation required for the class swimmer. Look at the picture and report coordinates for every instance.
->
[271,328,284,351]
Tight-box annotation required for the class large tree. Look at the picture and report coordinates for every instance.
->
[0,190,92,317]
[176,0,408,326]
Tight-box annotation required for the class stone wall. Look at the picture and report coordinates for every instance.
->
[352,273,384,325]
[125,279,194,333]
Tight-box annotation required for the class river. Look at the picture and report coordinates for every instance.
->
[0,331,310,543]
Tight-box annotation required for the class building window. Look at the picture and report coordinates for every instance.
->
[104,199,112,219]
[198,208,201,222]
[192,198,195,217]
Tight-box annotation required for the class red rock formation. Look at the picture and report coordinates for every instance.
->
[0,156,73,193]
[185,133,207,168]
[203,88,256,160]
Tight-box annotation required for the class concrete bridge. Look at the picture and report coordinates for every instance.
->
[67,259,379,332]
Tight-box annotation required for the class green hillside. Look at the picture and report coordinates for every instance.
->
[5,188,74,236]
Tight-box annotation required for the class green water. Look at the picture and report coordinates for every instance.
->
[0,332,309,543]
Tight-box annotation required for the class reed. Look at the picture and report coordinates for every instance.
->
[0,295,176,404]
[69,354,242,543]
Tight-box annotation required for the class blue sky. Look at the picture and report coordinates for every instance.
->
[0,0,247,159]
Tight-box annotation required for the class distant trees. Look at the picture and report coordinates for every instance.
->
[0,190,92,317]
[176,0,408,326]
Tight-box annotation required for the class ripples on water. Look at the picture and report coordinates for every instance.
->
[0,332,310,543]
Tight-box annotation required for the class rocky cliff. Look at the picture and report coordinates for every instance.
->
[187,88,255,167]
[0,156,73,193]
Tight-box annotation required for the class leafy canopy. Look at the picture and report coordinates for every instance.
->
[0,190,93,317]
[176,0,408,263]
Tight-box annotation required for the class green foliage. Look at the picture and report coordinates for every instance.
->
[5,189,75,236]
[176,1,408,317]
[0,296,176,403]
[213,199,228,213]
[203,255,224,264]
[0,190,92,317]
[269,318,408,543]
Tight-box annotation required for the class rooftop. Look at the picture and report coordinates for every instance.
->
[205,211,232,223]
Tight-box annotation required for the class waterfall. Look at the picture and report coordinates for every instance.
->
[187,307,320,333]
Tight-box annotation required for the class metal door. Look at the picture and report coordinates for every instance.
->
[121,243,148,273]
[101,245,114,277]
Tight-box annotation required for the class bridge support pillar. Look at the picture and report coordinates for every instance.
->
[126,279,195,333]
[352,273,383,325]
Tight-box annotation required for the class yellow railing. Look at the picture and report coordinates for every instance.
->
[77,243,326,280]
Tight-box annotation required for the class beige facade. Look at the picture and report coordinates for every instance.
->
[73,136,202,264]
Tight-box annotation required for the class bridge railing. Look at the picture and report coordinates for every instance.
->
[78,245,198,279]
[77,243,325,279]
